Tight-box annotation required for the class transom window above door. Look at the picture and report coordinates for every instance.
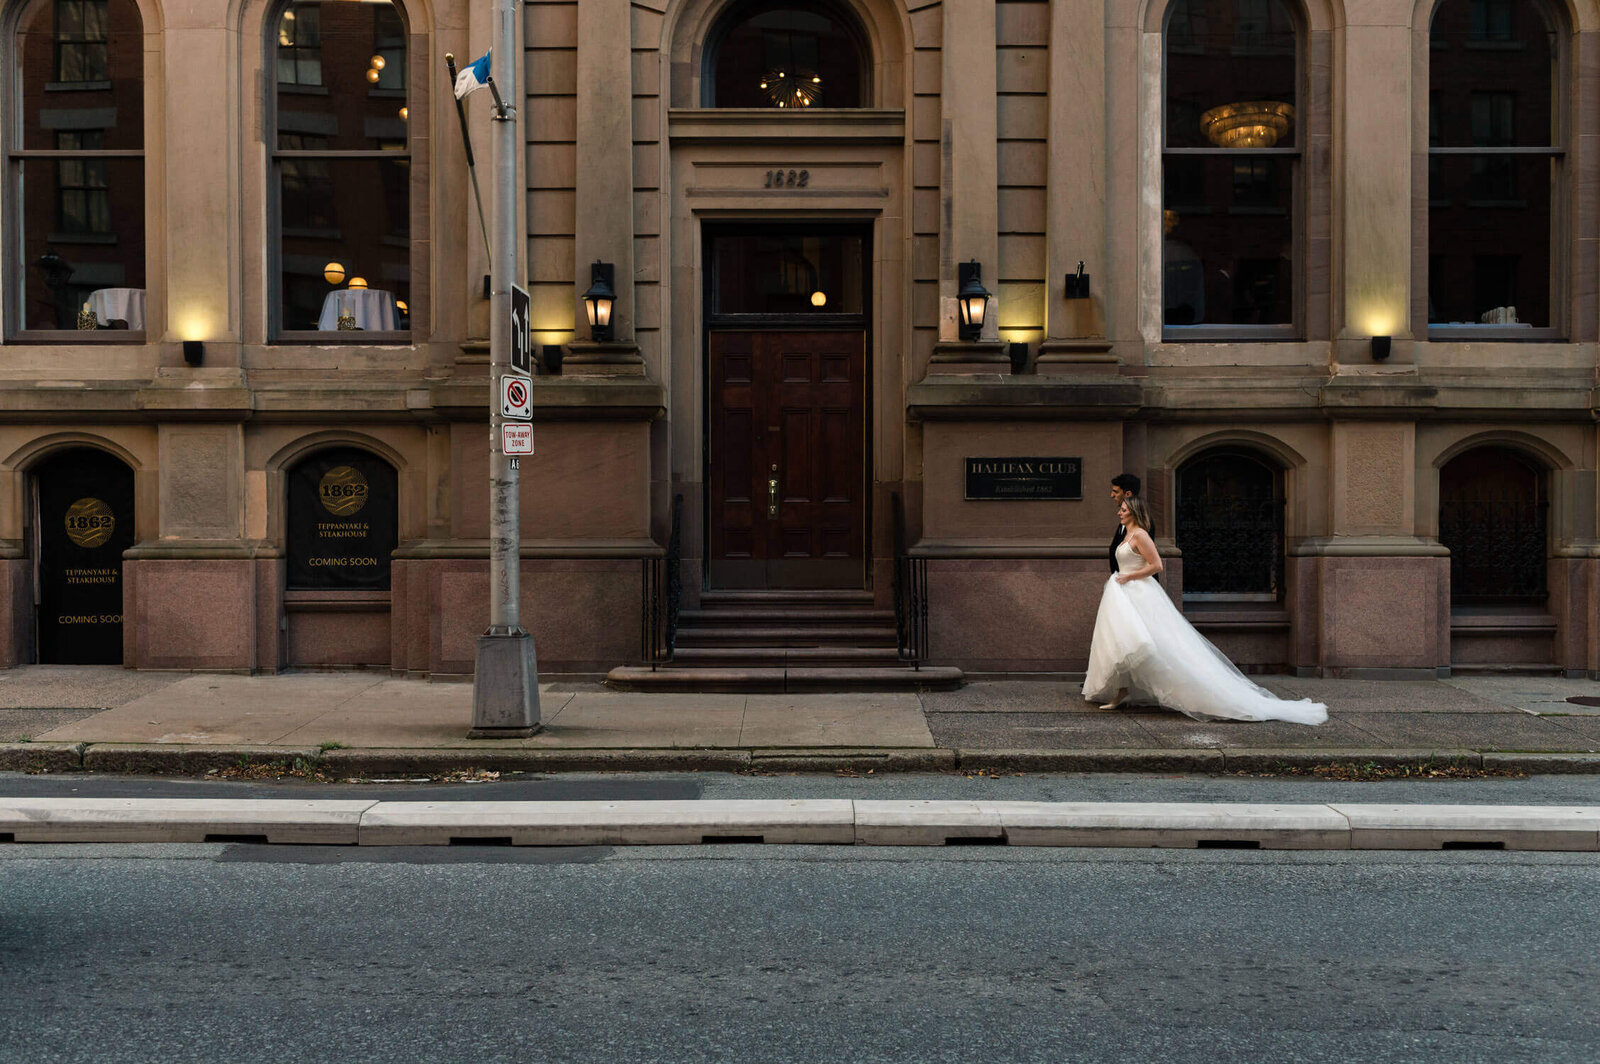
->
[706,1,868,108]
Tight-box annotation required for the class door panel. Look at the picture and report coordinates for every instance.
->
[708,330,866,588]
[35,449,135,664]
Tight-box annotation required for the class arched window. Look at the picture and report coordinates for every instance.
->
[271,0,411,338]
[285,447,398,590]
[706,2,867,108]
[9,0,145,337]
[1439,446,1547,604]
[1427,0,1561,337]
[1175,449,1286,599]
[1162,0,1299,336]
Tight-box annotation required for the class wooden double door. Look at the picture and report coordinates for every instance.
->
[708,330,867,588]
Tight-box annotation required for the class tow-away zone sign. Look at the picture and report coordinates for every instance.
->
[502,423,534,455]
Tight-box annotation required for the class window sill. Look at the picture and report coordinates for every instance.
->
[1427,325,1562,342]
[1162,325,1299,342]
[275,330,413,345]
[284,589,392,612]
[7,330,146,344]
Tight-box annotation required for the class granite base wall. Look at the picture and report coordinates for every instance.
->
[393,557,643,677]
[125,559,258,671]
[1294,555,1451,676]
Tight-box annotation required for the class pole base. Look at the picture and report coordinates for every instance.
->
[470,629,541,738]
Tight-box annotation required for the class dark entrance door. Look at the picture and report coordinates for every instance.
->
[708,330,866,588]
[35,448,135,664]
[704,225,870,590]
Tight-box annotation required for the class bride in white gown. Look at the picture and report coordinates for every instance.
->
[1083,497,1327,725]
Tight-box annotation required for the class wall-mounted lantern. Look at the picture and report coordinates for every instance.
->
[957,260,991,342]
[1371,335,1392,361]
[583,260,616,342]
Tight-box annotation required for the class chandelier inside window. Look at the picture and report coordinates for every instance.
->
[759,69,822,107]
[1200,101,1294,148]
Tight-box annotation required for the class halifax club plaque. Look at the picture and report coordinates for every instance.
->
[965,457,1082,501]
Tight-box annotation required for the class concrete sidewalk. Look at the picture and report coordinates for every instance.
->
[2,666,1600,775]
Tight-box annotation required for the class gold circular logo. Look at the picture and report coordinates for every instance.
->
[318,466,369,516]
[64,497,114,548]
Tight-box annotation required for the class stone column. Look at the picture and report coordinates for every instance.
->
[1037,0,1114,373]
[1338,10,1412,362]
[160,15,237,372]
[125,424,260,670]
[565,0,643,375]
[929,0,1005,372]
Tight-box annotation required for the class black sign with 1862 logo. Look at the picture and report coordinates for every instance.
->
[37,448,135,664]
[287,449,398,590]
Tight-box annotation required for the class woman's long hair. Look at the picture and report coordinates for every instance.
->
[1123,495,1153,533]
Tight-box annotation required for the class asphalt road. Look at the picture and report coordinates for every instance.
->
[2,835,1597,1062]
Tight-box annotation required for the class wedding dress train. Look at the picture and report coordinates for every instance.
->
[1082,539,1327,725]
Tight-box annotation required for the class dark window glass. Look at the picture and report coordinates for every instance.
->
[54,0,107,82]
[273,0,410,336]
[1175,451,1285,599]
[711,3,864,108]
[1438,447,1547,605]
[1162,155,1293,326]
[13,0,144,332]
[1429,0,1557,330]
[710,231,865,316]
[1163,0,1298,330]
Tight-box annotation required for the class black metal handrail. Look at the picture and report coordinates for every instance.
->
[891,491,927,667]
[642,493,684,667]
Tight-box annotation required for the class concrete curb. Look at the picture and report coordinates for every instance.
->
[1218,749,1482,773]
[2,742,1598,777]
[81,744,323,776]
[956,749,1226,774]
[0,743,84,773]
[4,798,1599,850]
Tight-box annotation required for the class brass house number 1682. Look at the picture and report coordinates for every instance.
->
[764,169,810,188]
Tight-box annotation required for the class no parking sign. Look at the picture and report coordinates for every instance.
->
[500,374,532,419]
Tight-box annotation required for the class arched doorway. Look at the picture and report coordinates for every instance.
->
[1439,446,1547,605]
[33,448,135,663]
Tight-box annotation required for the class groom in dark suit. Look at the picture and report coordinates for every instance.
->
[1109,473,1141,572]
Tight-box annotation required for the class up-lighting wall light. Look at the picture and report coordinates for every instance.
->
[583,260,616,342]
[182,340,204,366]
[957,260,991,342]
[1371,335,1392,361]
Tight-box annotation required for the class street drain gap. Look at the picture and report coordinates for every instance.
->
[1442,840,1506,850]
[449,837,515,846]
[944,836,1007,846]
[1197,839,1262,849]
[702,835,765,844]
[0,832,12,843]
[204,834,269,845]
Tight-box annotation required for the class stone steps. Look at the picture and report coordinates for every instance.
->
[606,588,961,692]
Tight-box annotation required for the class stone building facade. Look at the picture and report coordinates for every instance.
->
[0,0,1596,681]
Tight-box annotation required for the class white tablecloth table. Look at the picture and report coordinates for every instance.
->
[318,288,400,331]
[86,287,146,331]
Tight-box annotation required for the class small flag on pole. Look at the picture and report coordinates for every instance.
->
[453,50,490,99]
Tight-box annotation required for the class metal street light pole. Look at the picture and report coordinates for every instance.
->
[470,0,539,737]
